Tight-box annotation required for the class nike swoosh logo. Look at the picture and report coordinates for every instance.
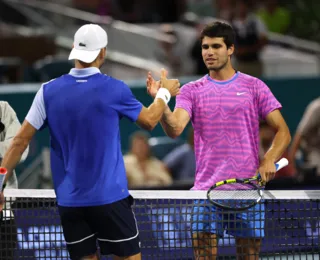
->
[237,92,246,96]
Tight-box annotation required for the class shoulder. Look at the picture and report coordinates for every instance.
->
[103,75,131,93]
[237,72,267,88]
[0,101,11,109]
[42,77,60,91]
[181,75,207,92]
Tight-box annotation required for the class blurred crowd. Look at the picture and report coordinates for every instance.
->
[0,0,296,83]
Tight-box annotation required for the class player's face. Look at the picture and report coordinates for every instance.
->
[201,37,233,71]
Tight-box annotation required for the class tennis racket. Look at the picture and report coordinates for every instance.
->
[206,158,289,211]
[0,167,7,191]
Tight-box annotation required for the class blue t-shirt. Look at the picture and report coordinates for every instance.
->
[26,67,143,207]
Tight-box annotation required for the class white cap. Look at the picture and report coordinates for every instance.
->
[68,24,108,63]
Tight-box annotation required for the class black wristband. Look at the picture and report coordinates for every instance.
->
[2,183,6,192]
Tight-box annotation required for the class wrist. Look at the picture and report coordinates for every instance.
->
[262,154,277,163]
[155,88,171,105]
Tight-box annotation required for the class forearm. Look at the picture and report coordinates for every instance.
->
[1,137,29,184]
[143,99,166,130]
[263,129,291,162]
[160,106,181,138]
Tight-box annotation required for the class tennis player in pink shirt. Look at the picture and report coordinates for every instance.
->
[147,22,291,259]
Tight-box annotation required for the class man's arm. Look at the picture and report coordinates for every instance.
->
[263,110,291,162]
[145,70,191,138]
[1,120,36,184]
[259,109,291,183]
[160,106,190,138]
[135,98,167,131]
[121,69,180,131]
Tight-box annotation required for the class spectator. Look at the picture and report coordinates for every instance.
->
[155,24,181,77]
[215,0,233,21]
[256,0,291,34]
[0,101,29,260]
[259,121,295,178]
[124,131,172,188]
[231,0,268,78]
[163,127,196,181]
[289,97,320,176]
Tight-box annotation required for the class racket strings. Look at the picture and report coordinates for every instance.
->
[208,183,262,210]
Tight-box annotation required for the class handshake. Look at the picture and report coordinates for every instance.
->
[146,69,180,100]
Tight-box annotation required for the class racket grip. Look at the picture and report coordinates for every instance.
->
[0,167,7,191]
[275,158,289,171]
[257,158,289,179]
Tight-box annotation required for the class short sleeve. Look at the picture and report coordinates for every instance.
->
[255,79,282,120]
[25,85,47,130]
[175,84,193,120]
[116,82,143,122]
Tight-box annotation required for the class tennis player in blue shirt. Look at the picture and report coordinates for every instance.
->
[0,24,180,260]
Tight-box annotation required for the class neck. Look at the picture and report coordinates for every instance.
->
[209,62,236,81]
[75,60,100,69]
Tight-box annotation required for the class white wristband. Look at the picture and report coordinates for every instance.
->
[155,88,171,104]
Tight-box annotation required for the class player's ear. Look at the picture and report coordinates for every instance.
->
[99,48,106,60]
[228,44,234,56]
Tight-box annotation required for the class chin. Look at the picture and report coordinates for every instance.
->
[207,66,220,71]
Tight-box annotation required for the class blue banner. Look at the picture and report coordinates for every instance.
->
[12,199,320,259]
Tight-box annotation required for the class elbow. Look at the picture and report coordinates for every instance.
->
[282,126,292,148]
[142,118,157,132]
[167,127,183,139]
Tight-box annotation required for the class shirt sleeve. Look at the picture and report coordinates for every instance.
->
[175,84,193,120]
[115,82,143,122]
[255,79,282,120]
[297,99,320,136]
[25,85,47,130]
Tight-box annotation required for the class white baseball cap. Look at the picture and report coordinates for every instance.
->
[68,24,108,63]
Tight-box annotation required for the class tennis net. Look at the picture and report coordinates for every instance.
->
[1,189,319,259]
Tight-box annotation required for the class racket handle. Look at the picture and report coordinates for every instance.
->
[0,167,7,191]
[257,158,289,179]
[275,158,289,171]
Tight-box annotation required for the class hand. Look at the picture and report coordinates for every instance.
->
[0,192,4,212]
[160,68,180,97]
[146,71,160,98]
[258,159,276,185]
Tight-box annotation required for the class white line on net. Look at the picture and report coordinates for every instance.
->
[3,189,320,200]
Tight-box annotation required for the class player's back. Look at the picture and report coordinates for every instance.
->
[176,72,281,190]
[43,69,138,206]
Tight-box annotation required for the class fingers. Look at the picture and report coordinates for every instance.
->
[260,171,275,185]
[160,68,168,81]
